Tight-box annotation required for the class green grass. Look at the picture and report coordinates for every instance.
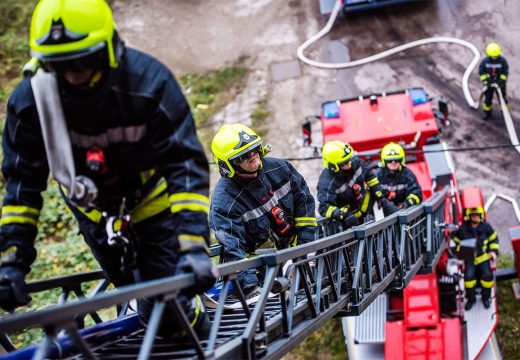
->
[0,0,34,104]
[287,318,347,360]
[495,255,520,359]
[179,59,249,128]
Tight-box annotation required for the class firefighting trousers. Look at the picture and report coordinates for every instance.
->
[483,84,508,111]
[464,259,493,302]
[68,205,203,336]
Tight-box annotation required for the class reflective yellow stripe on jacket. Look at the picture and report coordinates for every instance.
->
[406,194,421,205]
[325,206,338,218]
[0,205,40,226]
[366,177,379,187]
[178,234,208,252]
[170,192,210,214]
[71,178,170,224]
[294,217,317,227]
[474,252,490,265]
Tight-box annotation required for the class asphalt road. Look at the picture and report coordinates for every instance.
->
[114,0,520,254]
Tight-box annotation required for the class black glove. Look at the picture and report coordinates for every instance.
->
[0,266,31,312]
[342,214,358,228]
[176,251,216,297]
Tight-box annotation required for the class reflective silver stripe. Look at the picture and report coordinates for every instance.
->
[380,184,407,191]
[242,182,291,222]
[335,167,362,194]
[69,125,147,148]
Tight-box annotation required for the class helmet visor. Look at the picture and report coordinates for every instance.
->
[230,145,262,166]
[338,158,352,167]
[40,45,107,75]
[386,158,402,164]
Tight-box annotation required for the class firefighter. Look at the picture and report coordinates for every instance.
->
[210,124,317,300]
[376,142,422,215]
[453,207,499,310]
[0,0,215,337]
[479,42,509,120]
[317,140,385,227]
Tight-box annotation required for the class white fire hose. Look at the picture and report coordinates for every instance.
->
[297,0,480,108]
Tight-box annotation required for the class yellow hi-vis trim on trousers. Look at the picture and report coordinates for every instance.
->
[464,279,477,288]
[480,279,494,288]
[0,205,40,226]
[170,193,210,214]
[483,103,493,111]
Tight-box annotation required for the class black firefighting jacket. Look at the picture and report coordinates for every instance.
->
[479,56,509,84]
[317,157,383,219]
[209,157,317,263]
[0,47,210,272]
[453,221,499,265]
[375,166,422,208]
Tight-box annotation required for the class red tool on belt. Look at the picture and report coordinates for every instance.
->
[271,206,291,235]
[352,183,363,201]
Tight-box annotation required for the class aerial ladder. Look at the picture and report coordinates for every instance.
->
[0,188,450,359]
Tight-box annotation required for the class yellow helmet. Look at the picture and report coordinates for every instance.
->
[381,142,405,167]
[211,124,264,178]
[30,0,121,70]
[485,42,501,57]
[322,140,354,172]
[464,206,484,221]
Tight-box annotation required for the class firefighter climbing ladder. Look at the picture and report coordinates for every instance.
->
[0,188,449,359]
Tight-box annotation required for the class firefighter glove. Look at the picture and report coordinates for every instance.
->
[330,208,342,220]
[0,265,31,312]
[176,250,216,297]
[342,214,358,228]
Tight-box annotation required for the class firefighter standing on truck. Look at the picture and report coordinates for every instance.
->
[0,0,215,337]
[210,124,317,301]
[376,142,422,215]
[453,207,499,310]
[317,140,386,227]
[479,41,509,120]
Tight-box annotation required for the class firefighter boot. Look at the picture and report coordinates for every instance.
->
[482,298,492,309]
[482,110,492,120]
[465,300,475,311]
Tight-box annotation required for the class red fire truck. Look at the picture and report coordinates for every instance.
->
[309,87,501,359]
